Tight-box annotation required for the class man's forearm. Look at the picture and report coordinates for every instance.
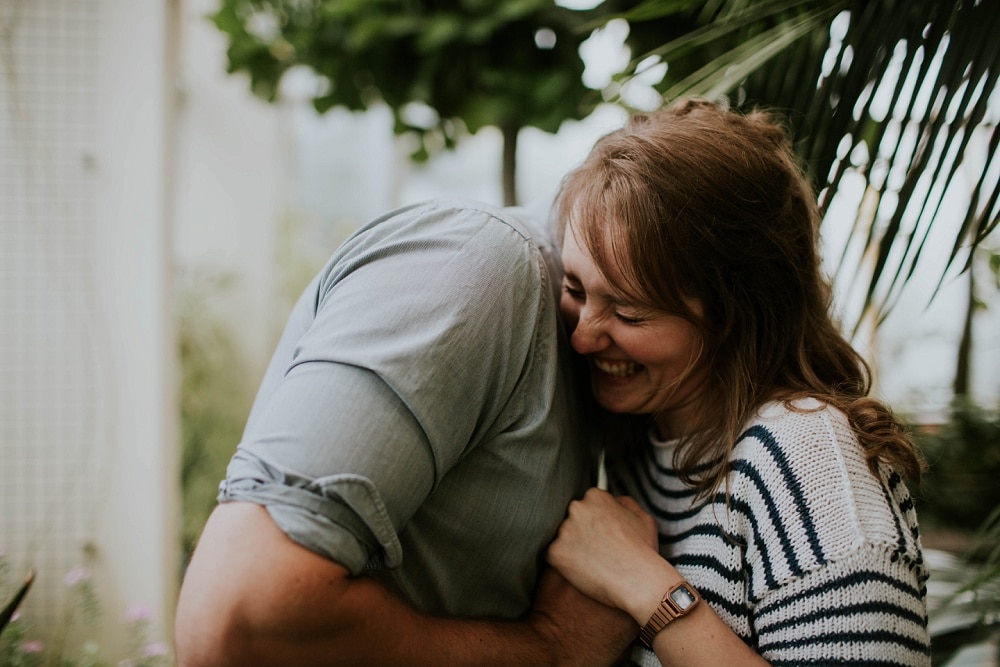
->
[175,502,556,667]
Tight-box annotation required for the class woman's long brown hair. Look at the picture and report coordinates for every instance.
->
[557,98,925,497]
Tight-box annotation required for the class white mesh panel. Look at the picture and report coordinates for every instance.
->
[0,0,110,627]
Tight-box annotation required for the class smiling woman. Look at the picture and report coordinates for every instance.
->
[547,98,930,667]
[559,224,705,439]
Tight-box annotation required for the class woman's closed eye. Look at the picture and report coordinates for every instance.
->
[563,284,585,301]
[613,311,645,326]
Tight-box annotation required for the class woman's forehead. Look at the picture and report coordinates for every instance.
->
[565,218,644,297]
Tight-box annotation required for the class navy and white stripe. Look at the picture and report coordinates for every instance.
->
[608,398,930,666]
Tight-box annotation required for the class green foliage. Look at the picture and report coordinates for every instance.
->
[0,555,170,667]
[178,270,255,564]
[911,405,1000,663]
[603,0,846,103]
[211,0,600,164]
[927,507,1000,665]
[914,400,1000,534]
[608,0,1000,329]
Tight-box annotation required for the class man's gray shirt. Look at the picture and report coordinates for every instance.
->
[220,199,594,618]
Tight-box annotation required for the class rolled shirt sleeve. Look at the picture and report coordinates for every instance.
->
[221,363,431,573]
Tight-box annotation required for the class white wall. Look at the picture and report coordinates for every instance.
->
[0,0,178,658]
[92,0,178,653]
[172,0,288,374]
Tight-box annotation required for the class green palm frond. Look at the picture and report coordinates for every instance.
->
[612,0,1000,329]
[658,8,836,101]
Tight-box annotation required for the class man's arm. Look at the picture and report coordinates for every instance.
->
[175,502,635,667]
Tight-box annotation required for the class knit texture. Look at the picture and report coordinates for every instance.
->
[608,398,931,666]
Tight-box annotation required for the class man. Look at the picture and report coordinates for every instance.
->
[175,199,635,665]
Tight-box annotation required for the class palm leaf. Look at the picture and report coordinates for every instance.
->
[657,9,837,102]
[608,0,1000,329]
[866,2,1000,320]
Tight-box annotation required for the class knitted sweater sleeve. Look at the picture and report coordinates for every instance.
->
[754,541,929,665]
[730,402,931,666]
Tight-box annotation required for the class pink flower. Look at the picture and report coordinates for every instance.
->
[21,640,44,653]
[125,602,151,622]
[141,641,170,657]
[10,610,21,622]
[63,567,90,586]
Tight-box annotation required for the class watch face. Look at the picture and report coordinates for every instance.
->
[669,584,698,610]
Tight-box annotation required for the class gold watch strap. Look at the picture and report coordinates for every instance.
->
[638,581,701,647]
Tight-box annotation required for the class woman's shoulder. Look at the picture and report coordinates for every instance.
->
[735,397,869,479]
[746,396,849,440]
[728,398,926,595]
[731,397,865,493]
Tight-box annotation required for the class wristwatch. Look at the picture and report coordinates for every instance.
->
[638,581,701,647]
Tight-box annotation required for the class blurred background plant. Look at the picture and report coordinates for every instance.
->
[925,507,1000,666]
[178,269,256,566]
[916,401,1000,536]
[912,245,1000,663]
[210,0,998,329]
[212,0,602,205]
[0,553,170,667]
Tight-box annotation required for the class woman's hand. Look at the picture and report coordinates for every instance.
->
[546,488,668,623]
[547,489,771,667]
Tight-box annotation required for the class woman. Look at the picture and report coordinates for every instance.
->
[547,99,930,666]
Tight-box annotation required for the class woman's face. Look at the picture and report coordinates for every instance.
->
[560,224,706,438]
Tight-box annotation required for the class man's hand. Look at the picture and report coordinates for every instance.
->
[529,567,638,666]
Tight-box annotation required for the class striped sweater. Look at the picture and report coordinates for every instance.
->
[607,399,931,667]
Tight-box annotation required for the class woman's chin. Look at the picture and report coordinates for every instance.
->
[590,374,643,414]
[592,389,640,416]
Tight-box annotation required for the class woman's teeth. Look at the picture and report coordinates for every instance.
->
[593,358,637,378]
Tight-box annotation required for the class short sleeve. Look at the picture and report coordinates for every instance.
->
[221,363,432,573]
[303,202,544,471]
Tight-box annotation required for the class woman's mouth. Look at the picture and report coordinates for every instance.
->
[593,358,639,378]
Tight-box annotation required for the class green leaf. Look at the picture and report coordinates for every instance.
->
[207,0,598,202]
[416,14,465,51]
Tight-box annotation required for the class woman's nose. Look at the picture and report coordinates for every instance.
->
[570,307,609,354]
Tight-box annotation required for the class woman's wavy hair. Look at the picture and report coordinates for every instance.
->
[556,98,925,495]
